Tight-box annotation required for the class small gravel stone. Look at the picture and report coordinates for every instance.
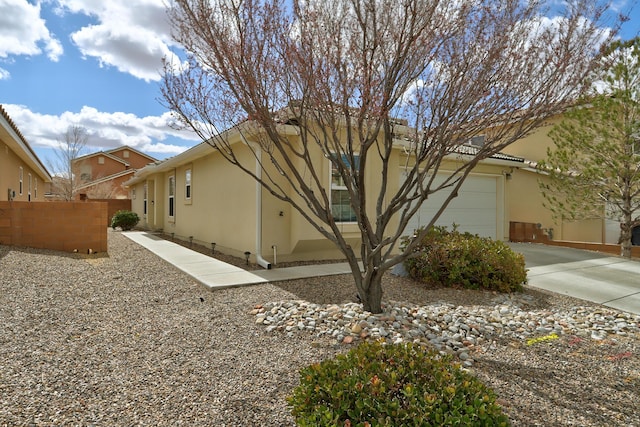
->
[2,230,639,427]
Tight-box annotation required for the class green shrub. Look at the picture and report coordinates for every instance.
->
[401,226,526,293]
[110,210,139,231]
[288,341,510,426]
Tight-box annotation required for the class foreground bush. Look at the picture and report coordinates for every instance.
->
[288,341,510,426]
[110,210,139,231]
[402,226,526,292]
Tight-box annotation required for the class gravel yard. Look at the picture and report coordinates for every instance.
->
[1,230,639,426]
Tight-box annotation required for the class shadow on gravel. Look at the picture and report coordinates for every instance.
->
[476,352,638,426]
[0,244,109,261]
[273,272,555,310]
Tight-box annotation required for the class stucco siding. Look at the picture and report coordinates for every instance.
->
[0,142,45,201]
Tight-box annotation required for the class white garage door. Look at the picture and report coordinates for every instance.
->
[401,172,498,239]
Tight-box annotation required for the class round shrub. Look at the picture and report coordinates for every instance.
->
[110,210,140,231]
[288,341,510,426]
[401,226,526,292]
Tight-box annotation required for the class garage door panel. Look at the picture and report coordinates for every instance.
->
[425,192,494,206]
[401,172,499,239]
[449,193,495,209]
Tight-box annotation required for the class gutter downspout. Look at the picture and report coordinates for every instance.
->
[255,147,272,270]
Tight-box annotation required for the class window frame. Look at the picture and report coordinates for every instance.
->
[168,175,175,220]
[143,183,148,216]
[185,168,192,201]
[28,173,32,201]
[19,167,23,195]
[469,135,486,147]
[329,153,360,223]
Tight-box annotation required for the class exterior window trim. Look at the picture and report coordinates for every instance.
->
[330,153,360,223]
[143,183,148,216]
[168,175,175,220]
[185,168,192,200]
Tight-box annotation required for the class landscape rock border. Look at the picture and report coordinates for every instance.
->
[252,296,640,367]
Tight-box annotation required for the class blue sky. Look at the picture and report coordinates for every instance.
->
[1,0,639,171]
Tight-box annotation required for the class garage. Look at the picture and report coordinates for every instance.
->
[400,172,501,239]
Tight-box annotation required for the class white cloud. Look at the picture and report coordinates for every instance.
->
[56,0,184,82]
[0,67,10,80]
[2,104,199,157]
[0,0,63,62]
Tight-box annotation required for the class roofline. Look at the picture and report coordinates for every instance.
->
[107,145,158,162]
[73,150,130,167]
[76,169,136,190]
[123,122,269,187]
[0,105,52,182]
[123,141,214,187]
[124,124,524,189]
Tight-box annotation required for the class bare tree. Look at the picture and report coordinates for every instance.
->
[83,180,120,200]
[48,125,89,201]
[163,0,618,313]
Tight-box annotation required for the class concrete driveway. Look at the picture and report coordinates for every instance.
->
[509,243,640,315]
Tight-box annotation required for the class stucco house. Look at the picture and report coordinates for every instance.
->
[0,105,51,201]
[73,146,157,199]
[124,111,606,266]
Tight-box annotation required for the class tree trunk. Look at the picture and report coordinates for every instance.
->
[620,211,633,258]
[621,236,632,258]
[360,269,384,314]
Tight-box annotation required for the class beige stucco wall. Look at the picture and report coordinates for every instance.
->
[169,150,258,259]
[0,141,45,202]
[503,114,607,243]
[508,169,605,242]
[501,115,562,162]
[127,127,405,263]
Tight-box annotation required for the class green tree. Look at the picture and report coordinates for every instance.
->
[163,0,617,313]
[540,38,640,258]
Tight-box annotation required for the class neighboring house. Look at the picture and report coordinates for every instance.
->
[73,146,157,199]
[124,118,535,265]
[0,105,51,201]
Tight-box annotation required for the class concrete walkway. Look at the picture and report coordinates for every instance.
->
[123,231,354,289]
[124,232,640,315]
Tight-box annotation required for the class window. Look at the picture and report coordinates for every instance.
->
[98,156,105,165]
[34,178,37,199]
[123,150,130,158]
[143,183,148,216]
[168,176,175,218]
[80,173,91,181]
[469,135,486,147]
[28,174,32,201]
[185,169,192,199]
[19,167,23,195]
[330,154,360,222]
